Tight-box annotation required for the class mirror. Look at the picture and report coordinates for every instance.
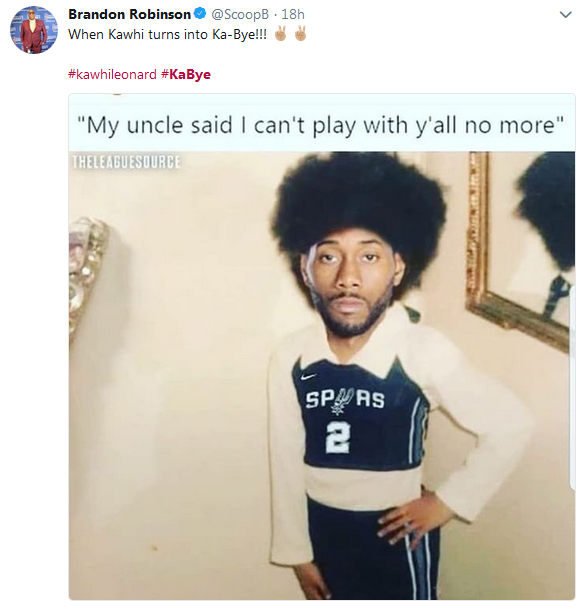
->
[466,152,574,353]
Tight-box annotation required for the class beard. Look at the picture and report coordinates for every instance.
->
[308,281,395,339]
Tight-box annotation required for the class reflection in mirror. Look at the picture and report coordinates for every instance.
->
[466,152,573,353]
[515,153,574,324]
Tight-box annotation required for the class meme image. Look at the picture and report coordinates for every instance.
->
[69,96,574,601]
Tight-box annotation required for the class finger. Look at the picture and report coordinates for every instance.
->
[377,515,410,537]
[302,585,316,600]
[309,586,325,601]
[389,521,420,545]
[378,507,404,525]
[388,527,410,546]
[315,571,331,600]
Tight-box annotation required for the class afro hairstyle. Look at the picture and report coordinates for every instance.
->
[516,152,575,271]
[271,152,446,300]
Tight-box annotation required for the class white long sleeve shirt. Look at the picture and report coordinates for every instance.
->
[268,302,534,566]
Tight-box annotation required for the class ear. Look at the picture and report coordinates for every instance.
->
[300,253,311,287]
[392,252,406,287]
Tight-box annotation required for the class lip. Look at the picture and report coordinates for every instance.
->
[330,297,366,314]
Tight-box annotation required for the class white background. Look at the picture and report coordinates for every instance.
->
[1,0,580,606]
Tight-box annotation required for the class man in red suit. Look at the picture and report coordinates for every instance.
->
[20,9,47,54]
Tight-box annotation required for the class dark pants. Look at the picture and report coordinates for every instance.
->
[308,497,440,600]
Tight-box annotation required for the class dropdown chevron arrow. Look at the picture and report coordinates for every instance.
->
[560,11,572,18]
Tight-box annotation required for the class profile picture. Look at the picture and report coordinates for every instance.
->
[10,6,58,54]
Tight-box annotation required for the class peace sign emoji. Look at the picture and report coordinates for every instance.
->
[295,26,306,41]
[275,26,286,41]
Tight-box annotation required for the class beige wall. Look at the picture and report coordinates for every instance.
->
[69,152,573,600]
[422,153,574,600]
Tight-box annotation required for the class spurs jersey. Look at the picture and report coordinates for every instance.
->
[268,302,533,566]
[293,357,429,471]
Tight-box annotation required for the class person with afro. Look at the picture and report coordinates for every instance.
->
[267,152,534,600]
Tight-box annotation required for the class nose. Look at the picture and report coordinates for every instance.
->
[336,257,361,289]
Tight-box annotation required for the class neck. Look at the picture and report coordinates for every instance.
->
[326,311,387,364]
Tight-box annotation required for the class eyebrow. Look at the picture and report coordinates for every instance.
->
[358,239,383,246]
[316,239,383,247]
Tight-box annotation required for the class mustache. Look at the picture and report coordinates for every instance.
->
[328,292,366,303]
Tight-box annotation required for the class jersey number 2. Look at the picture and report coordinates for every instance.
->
[325,421,351,454]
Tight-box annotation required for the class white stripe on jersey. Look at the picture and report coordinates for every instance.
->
[408,397,421,463]
[405,534,417,600]
[425,533,432,599]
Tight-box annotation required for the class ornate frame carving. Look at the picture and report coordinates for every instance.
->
[465,152,569,353]
[69,218,109,344]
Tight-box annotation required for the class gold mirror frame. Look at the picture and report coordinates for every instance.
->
[465,152,569,353]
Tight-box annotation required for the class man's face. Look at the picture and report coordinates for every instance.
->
[28,10,36,20]
[300,227,406,338]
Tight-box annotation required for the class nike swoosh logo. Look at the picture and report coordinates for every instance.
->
[300,373,317,381]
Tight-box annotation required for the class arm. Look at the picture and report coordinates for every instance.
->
[378,329,534,548]
[267,350,313,566]
[20,23,26,51]
[41,21,47,45]
[427,329,535,521]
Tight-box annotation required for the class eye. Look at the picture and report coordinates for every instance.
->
[318,253,338,264]
[361,253,379,262]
